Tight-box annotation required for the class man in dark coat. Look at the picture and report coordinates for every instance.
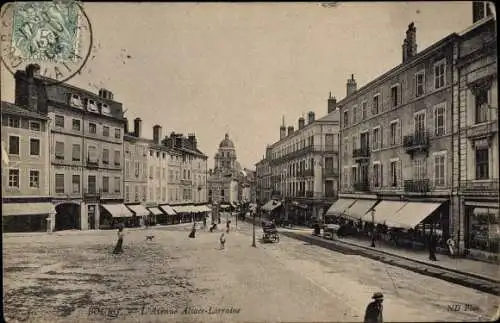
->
[429,234,437,261]
[364,292,384,323]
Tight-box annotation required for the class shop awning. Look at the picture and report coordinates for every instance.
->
[172,205,195,213]
[262,200,282,212]
[159,205,177,216]
[102,204,134,218]
[362,200,407,224]
[220,204,230,209]
[230,202,237,208]
[199,205,211,212]
[325,198,356,216]
[2,202,56,216]
[190,205,201,213]
[126,204,150,217]
[344,199,378,220]
[388,202,442,229]
[147,207,164,215]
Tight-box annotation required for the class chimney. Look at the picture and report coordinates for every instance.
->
[346,74,357,96]
[287,126,294,136]
[406,22,417,58]
[153,125,162,144]
[98,88,114,100]
[308,111,315,124]
[473,2,492,23]
[327,92,337,113]
[26,64,40,77]
[133,118,142,137]
[298,117,305,130]
[402,38,409,63]
[124,117,129,135]
[280,116,286,140]
[188,133,197,149]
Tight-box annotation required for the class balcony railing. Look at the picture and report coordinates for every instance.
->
[460,179,499,193]
[297,169,314,178]
[467,120,498,139]
[180,179,192,185]
[86,158,99,168]
[296,190,305,197]
[404,179,430,193]
[403,131,429,155]
[353,146,370,160]
[353,180,370,192]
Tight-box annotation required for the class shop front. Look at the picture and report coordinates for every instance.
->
[100,203,134,229]
[464,201,499,260]
[2,201,56,232]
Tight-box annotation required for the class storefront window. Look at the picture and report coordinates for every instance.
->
[469,208,499,253]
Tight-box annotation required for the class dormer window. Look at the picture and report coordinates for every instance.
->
[101,103,111,114]
[88,99,98,112]
[70,94,82,108]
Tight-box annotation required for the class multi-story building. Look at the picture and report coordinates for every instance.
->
[266,106,340,225]
[333,4,498,262]
[1,101,54,232]
[123,118,150,223]
[14,64,129,231]
[454,5,497,259]
[334,21,458,237]
[162,131,209,222]
[255,148,272,203]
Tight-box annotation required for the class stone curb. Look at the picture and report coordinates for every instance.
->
[281,231,500,296]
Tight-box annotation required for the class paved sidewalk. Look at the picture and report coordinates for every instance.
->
[338,235,499,282]
[277,226,499,283]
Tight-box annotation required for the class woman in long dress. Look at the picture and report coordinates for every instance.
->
[189,222,197,238]
[113,224,125,254]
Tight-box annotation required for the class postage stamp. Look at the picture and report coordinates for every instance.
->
[11,1,80,62]
[0,0,93,85]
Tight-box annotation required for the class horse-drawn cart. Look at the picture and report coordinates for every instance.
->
[262,222,280,243]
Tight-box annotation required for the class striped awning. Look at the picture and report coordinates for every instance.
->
[199,205,211,212]
[159,205,177,216]
[2,202,56,216]
[101,204,134,218]
[147,207,164,215]
[172,205,195,213]
[126,204,150,217]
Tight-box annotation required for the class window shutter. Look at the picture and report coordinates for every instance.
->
[430,106,435,137]
[397,121,401,145]
[398,160,403,186]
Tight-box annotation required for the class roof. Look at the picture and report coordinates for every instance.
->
[219,133,235,148]
[336,32,459,107]
[1,101,49,120]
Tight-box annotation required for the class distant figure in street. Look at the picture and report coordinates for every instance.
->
[113,224,125,254]
[203,216,207,230]
[220,233,226,250]
[226,220,231,234]
[447,237,456,257]
[210,223,217,232]
[364,292,384,323]
[188,222,197,238]
[429,234,437,261]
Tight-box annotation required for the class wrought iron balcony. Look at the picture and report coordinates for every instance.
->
[86,158,99,168]
[296,190,305,197]
[460,179,499,194]
[403,131,429,155]
[404,179,430,193]
[353,146,370,161]
[353,180,370,192]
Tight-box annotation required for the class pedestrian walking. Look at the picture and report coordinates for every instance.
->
[226,220,231,234]
[429,234,437,261]
[447,237,456,257]
[220,232,226,250]
[188,222,197,238]
[203,216,207,230]
[113,224,125,254]
[364,292,384,323]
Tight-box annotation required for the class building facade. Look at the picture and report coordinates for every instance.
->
[267,107,340,224]
[454,8,498,259]
[14,64,127,231]
[336,22,458,239]
[1,101,54,232]
[255,147,273,203]
[123,120,149,205]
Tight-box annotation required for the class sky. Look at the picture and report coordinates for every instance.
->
[1,2,474,169]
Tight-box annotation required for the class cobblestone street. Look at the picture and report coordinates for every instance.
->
[3,221,498,322]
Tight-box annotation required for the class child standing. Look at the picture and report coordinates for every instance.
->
[220,233,226,250]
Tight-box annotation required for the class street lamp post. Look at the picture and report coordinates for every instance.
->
[371,209,376,248]
[253,194,259,248]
